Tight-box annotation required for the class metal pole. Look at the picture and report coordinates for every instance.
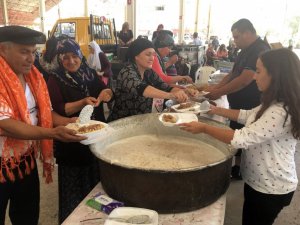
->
[206,3,211,42]
[57,1,61,19]
[1,0,9,25]
[133,0,136,39]
[178,0,185,44]
[39,0,46,33]
[84,0,89,17]
[125,0,136,39]
[194,0,200,32]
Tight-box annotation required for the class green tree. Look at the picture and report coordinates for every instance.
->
[289,16,300,39]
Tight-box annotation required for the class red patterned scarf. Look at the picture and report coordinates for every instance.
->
[0,56,53,183]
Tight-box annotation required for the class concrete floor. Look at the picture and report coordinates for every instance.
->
[5,145,300,225]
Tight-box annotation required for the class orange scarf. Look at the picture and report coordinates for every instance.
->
[0,56,53,183]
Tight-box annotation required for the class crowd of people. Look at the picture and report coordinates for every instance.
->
[0,17,299,225]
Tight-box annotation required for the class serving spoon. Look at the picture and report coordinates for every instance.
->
[78,105,94,124]
[107,214,151,224]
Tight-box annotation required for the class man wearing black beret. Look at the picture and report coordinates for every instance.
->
[0,26,85,225]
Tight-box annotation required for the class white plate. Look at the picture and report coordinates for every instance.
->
[171,102,201,113]
[171,102,211,114]
[66,120,109,145]
[104,207,158,225]
[198,109,211,114]
[159,113,198,126]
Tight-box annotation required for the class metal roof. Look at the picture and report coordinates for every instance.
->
[0,0,60,25]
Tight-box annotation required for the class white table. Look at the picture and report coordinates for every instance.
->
[62,183,226,225]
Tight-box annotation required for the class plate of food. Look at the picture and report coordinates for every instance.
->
[104,207,158,225]
[159,113,198,126]
[159,113,180,126]
[66,120,109,145]
[171,101,211,114]
[184,84,210,99]
[171,102,201,113]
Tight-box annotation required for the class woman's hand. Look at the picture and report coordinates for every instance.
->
[171,90,189,103]
[83,97,98,106]
[207,105,218,115]
[181,76,193,84]
[95,89,113,107]
[179,121,206,134]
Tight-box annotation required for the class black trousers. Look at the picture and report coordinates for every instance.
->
[243,183,294,225]
[0,155,40,225]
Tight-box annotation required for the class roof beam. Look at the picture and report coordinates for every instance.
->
[0,0,60,25]
[39,0,46,33]
[1,0,9,25]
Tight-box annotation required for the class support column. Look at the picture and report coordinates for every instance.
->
[84,0,89,17]
[1,0,9,25]
[178,0,185,44]
[125,0,136,38]
[206,3,211,41]
[39,0,46,33]
[194,0,200,32]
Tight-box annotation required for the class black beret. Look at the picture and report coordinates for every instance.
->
[127,38,154,61]
[0,25,46,45]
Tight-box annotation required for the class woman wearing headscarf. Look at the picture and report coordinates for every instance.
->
[47,38,113,224]
[108,38,188,121]
[152,30,192,84]
[87,40,112,85]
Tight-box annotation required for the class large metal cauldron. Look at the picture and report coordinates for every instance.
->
[90,114,236,213]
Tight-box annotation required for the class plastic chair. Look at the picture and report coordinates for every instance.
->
[195,66,216,84]
[213,60,234,71]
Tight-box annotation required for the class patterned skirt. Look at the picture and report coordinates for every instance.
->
[58,158,100,224]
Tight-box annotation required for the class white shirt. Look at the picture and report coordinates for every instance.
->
[231,103,298,194]
[192,38,202,46]
[0,84,38,156]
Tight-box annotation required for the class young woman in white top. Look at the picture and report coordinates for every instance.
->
[180,48,300,225]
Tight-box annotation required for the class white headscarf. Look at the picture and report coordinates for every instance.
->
[87,40,103,71]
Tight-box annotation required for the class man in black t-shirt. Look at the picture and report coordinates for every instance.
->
[205,19,270,179]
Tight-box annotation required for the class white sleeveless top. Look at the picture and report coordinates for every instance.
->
[0,83,38,156]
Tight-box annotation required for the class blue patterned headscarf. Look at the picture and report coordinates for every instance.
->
[53,38,96,96]
[56,38,83,59]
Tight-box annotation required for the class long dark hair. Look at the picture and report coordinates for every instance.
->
[255,48,300,139]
